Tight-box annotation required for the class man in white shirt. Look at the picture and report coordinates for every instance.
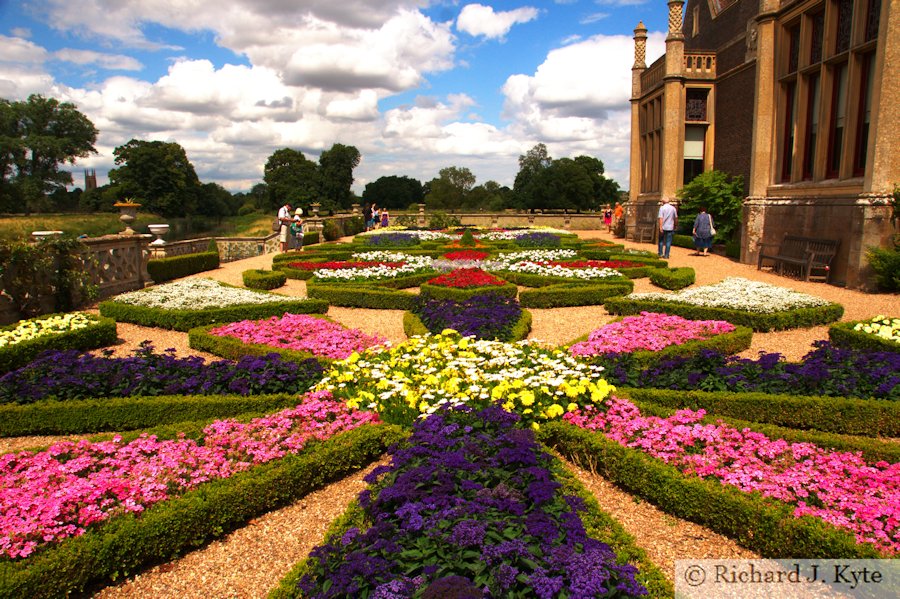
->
[277,202,293,252]
[657,198,678,259]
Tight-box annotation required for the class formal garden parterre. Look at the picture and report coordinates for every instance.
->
[0,225,896,598]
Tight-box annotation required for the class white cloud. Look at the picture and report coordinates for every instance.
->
[456,4,540,39]
[53,49,143,71]
[0,34,48,64]
[580,12,610,25]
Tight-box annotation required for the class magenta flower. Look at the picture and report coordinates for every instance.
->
[569,312,736,356]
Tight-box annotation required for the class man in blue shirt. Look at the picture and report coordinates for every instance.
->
[657,198,678,259]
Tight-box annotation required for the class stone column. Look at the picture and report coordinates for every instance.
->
[748,0,779,197]
[865,0,899,193]
[351,203,360,216]
[661,1,685,204]
[417,203,426,227]
[309,202,324,244]
[630,21,648,206]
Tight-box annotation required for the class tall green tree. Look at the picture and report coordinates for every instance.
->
[466,180,510,211]
[425,166,475,211]
[0,95,98,212]
[513,143,552,210]
[533,158,594,212]
[676,169,744,240]
[573,155,620,207]
[108,139,201,218]
[318,143,360,212]
[263,148,319,210]
[362,175,424,209]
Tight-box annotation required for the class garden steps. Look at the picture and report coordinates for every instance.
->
[92,459,387,599]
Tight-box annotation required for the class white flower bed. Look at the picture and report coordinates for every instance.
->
[493,249,578,264]
[356,229,452,241]
[114,278,293,310]
[314,252,434,281]
[0,313,96,348]
[627,277,831,313]
[853,315,900,343]
[495,261,622,280]
[478,227,569,240]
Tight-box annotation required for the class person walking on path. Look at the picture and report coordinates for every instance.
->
[613,202,624,233]
[277,201,293,252]
[602,204,613,232]
[692,207,714,256]
[657,198,677,259]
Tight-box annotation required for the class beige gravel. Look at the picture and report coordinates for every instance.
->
[6,231,897,597]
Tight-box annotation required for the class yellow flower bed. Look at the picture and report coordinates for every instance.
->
[0,313,97,348]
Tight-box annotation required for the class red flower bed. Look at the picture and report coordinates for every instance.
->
[286,260,405,271]
[443,250,489,261]
[427,268,508,288]
[547,259,641,269]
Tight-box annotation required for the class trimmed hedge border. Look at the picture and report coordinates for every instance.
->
[418,281,518,301]
[187,320,334,365]
[401,309,533,342]
[518,282,633,308]
[629,397,900,464]
[539,422,888,559]
[648,266,695,290]
[495,270,633,290]
[0,314,117,375]
[828,320,900,353]
[0,393,308,437]
[603,296,845,332]
[147,251,219,283]
[269,451,673,599]
[99,291,328,331]
[305,282,419,310]
[619,387,900,437]
[0,423,407,599]
[566,324,753,368]
[242,269,287,290]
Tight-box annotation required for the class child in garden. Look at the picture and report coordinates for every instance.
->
[380,209,389,228]
[603,204,613,232]
[291,208,304,250]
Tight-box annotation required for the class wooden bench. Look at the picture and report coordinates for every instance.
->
[757,235,840,282]
[632,219,656,243]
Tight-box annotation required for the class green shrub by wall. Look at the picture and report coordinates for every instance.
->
[0,314,117,374]
[147,251,220,283]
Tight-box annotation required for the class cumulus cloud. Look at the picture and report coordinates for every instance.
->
[53,49,142,71]
[0,34,48,64]
[456,4,540,39]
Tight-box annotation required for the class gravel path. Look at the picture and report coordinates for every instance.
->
[5,231,896,596]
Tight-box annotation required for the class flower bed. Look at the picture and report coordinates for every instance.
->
[297,406,647,598]
[605,277,844,331]
[442,250,489,261]
[599,341,899,401]
[412,294,527,341]
[569,312,736,356]
[99,278,327,331]
[426,267,507,288]
[0,313,117,374]
[310,251,434,282]
[0,392,378,559]
[829,316,900,353]
[563,397,900,554]
[315,330,613,428]
[0,343,324,405]
[419,268,519,301]
[205,314,386,360]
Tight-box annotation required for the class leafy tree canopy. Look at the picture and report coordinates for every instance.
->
[263,148,320,211]
[362,175,424,209]
[425,166,476,211]
[318,143,361,213]
[108,139,201,218]
[676,169,745,240]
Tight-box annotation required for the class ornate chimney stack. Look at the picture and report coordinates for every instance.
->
[633,21,648,69]
[667,0,685,41]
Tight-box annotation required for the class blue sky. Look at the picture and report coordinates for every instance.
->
[0,0,668,194]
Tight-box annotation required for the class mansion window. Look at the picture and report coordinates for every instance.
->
[776,0,880,184]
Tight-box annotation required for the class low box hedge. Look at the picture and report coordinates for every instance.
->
[518,282,634,308]
[401,308,532,342]
[539,422,887,559]
[308,270,435,290]
[0,314,118,374]
[0,393,307,437]
[242,269,287,290]
[147,251,219,283]
[619,387,900,437]
[629,397,900,464]
[0,423,407,598]
[272,250,354,265]
[495,270,632,289]
[603,296,845,332]
[98,295,328,332]
[418,281,518,301]
[188,320,333,365]
[828,320,900,353]
[648,266,695,290]
[306,282,418,310]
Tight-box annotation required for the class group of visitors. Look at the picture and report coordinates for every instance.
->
[602,202,625,233]
[277,201,305,253]
[656,198,715,258]
[363,203,389,231]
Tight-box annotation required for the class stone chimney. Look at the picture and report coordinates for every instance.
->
[667,0,685,41]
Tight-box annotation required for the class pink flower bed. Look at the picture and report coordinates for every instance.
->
[0,392,378,559]
[563,399,900,554]
[209,313,386,360]
[569,312,735,356]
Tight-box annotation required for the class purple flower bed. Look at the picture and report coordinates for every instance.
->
[298,406,647,598]
[362,233,420,247]
[597,341,900,400]
[413,293,523,341]
[514,232,562,248]
[0,342,325,405]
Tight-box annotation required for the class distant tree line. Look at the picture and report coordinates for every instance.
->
[3,94,620,218]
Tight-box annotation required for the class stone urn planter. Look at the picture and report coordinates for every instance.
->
[113,200,141,235]
[147,224,170,246]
